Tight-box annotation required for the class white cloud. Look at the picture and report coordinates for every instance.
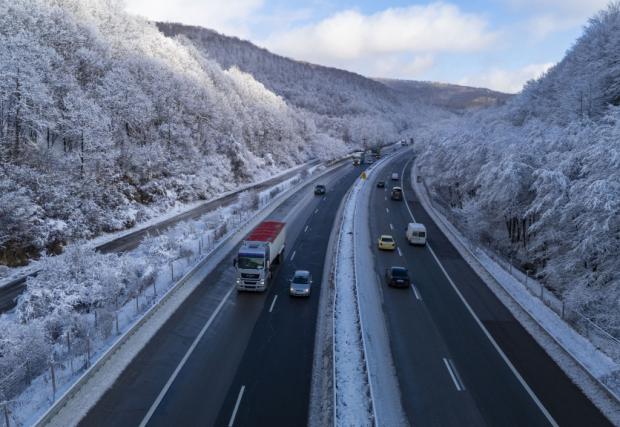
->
[262,3,497,65]
[367,54,436,79]
[459,62,554,93]
[123,0,263,38]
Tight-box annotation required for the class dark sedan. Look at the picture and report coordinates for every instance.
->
[386,266,411,288]
[314,184,326,195]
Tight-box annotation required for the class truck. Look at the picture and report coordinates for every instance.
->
[234,220,286,291]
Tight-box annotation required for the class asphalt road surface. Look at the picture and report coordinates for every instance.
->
[366,154,610,426]
[79,162,362,427]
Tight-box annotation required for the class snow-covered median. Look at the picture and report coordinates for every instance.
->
[333,180,374,426]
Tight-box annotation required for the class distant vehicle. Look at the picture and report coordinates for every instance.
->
[234,221,286,291]
[378,235,396,251]
[386,266,410,288]
[377,181,385,188]
[391,172,399,181]
[406,223,427,245]
[289,270,312,297]
[314,184,326,195]
[391,187,403,200]
[353,158,360,166]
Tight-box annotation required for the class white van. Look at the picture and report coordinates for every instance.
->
[406,223,427,245]
[391,172,399,181]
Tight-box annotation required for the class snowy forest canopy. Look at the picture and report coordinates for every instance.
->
[0,0,441,267]
[416,3,620,334]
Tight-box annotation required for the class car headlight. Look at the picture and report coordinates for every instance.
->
[260,280,265,285]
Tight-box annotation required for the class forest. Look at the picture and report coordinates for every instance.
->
[0,0,410,267]
[416,3,620,334]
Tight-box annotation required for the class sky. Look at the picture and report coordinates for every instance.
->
[123,0,611,93]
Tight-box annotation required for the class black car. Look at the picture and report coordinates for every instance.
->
[391,186,403,200]
[314,184,326,195]
[377,181,385,188]
[386,266,411,288]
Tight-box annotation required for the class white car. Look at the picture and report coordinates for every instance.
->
[406,223,427,245]
[391,172,399,180]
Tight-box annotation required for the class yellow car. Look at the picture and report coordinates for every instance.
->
[378,235,396,251]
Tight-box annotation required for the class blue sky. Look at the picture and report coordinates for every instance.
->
[125,0,610,93]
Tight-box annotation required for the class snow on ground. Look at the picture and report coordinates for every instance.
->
[333,177,373,426]
[2,165,320,427]
[411,161,620,423]
[0,161,314,290]
[353,154,408,426]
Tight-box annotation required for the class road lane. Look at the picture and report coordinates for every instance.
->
[367,154,610,426]
[79,162,361,427]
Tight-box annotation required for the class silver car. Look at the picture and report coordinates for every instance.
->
[289,270,312,297]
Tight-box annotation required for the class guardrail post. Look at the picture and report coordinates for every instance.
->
[86,334,91,368]
[170,261,174,281]
[115,296,119,335]
[540,283,544,300]
[561,301,565,319]
[2,401,9,427]
[50,363,56,402]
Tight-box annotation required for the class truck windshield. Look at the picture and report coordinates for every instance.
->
[238,255,265,269]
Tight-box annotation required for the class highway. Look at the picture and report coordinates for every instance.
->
[366,154,610,426]
[0,160,320,314]
[78,162,361,427]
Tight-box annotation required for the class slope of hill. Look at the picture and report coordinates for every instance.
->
[376,78,512,111]
[157,22,450,144]
[0,0,339,266]
[416,3,620,334]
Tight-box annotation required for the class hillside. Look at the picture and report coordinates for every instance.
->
[376,79,512,111]
[416,3,620,334]
[156,22,450,144]
[0,0,342,266]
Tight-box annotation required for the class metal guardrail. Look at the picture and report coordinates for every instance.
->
[0,160,323,314]
[27,158,351,427]
[412,163,620,405]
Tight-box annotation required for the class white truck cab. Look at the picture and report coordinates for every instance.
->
[406,223,427,245]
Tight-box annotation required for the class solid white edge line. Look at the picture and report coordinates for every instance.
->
[411,284,421,301]
[290,250,296,261]
[448,358,466,391]
[400,158,559,427]
[443,358,462,391]
[269,295,278,313]
[138,286,235,427]
[228,385,246,427]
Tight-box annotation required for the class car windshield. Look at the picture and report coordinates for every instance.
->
[238,255,265,269]
[392,268,408,277]
[382,236,393,242]
[293,276,309,284]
